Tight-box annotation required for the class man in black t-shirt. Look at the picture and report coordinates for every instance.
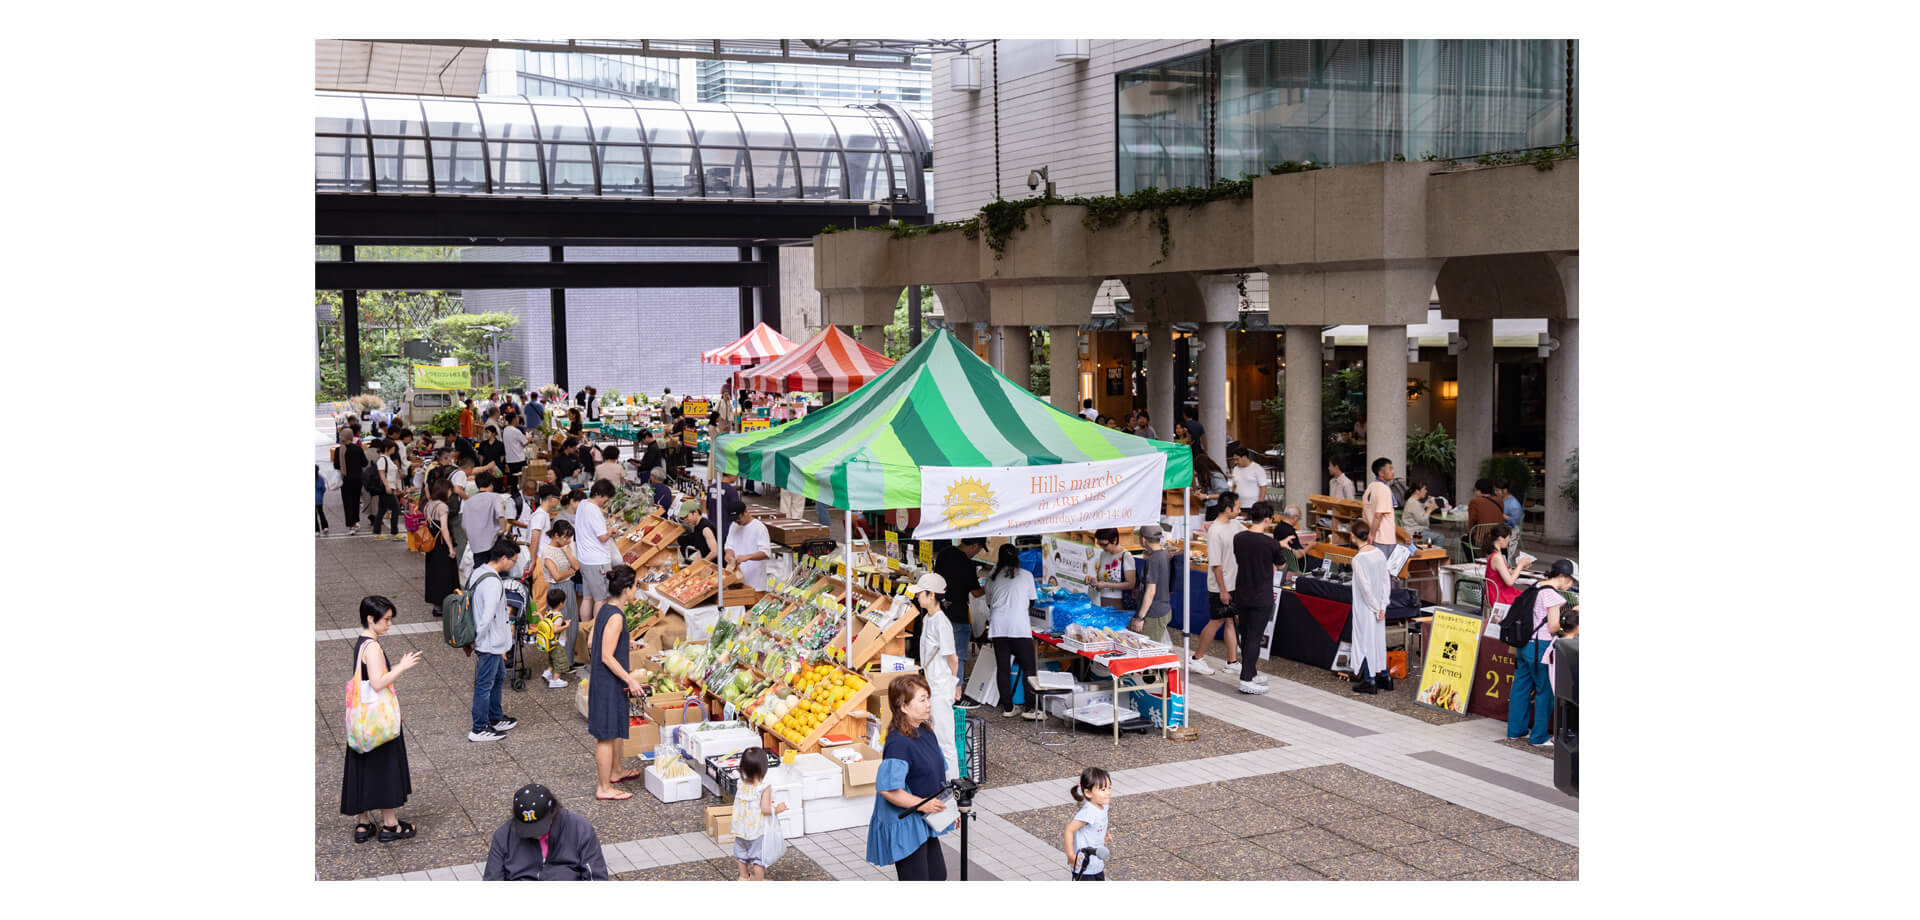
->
[932,538,988,692]
[1230,502,1291,694]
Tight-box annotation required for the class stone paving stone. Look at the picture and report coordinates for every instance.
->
[1265,863,1333,880]
[1270,791,1381,826]
[1324,815,1440,850]
[1453,826,1581,869]
[612,859,728,881]
[1202,805,1309,838]
[1307,850,1435,880]
[1523,849,1580,880]
[1213,773,1321,804]
[1245,826,1369,863]
[1170,839,1294,879]
[1398,802,1513,835]
[1450,864,1550,880]
[1126,809,1236,853]
[1150,780,1247,814]
[1384,840,1515,877]
[385,835,493,875]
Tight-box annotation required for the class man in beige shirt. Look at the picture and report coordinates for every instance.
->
[1362,457,1399,554]
[1327,458,1356,501]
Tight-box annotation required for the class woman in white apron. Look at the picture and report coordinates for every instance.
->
[911,573,961,779]
[1347,519,1391,694]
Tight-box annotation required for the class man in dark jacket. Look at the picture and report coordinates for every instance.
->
[484,784,608,880]
[335,427,367,534]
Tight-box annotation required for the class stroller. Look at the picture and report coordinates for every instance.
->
[501,576,534,692]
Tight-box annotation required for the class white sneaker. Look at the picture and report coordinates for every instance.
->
[1252,673,1270,685]
[1000,709,1020,719]
[1020,710,1045,721]
[1237,680,1270,695]
[1188,658,1216,675]
[541,669,554,681]
[467,728,505,742]
[1531,738,1554,749]
[546,676,569,689]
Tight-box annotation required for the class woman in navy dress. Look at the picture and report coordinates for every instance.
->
[588,564,648,801]
[865,674,953,880]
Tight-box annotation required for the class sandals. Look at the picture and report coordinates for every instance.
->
[611,769,644,785]
[377,820,416,843]
[353,822,376,844]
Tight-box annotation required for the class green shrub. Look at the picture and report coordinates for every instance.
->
[1406,425,1456,477]
[1479,455,1534,501]
[425,408,461,436]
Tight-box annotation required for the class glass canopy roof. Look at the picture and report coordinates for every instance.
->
[316,92,929,202]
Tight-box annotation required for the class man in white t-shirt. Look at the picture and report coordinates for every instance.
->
[1326,458,1356,501]
[1229,448,1266,506]
[512,484,560,581]
[723,502,772,591]
[503,420,529,493]
[1079,399,1099,421]
[572,479,616,619]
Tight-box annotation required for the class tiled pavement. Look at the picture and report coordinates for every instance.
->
[316,522,1576,881]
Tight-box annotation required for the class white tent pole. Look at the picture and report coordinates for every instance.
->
[1182,486,1191,714]
[712,437,723,610]
[844,497,854,670]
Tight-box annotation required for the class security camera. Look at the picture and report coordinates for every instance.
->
[1027,171,1041,191]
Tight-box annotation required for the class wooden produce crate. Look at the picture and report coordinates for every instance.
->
[764,673,875,753]
[616,513,685,570]
[655,559,722,608]
[849,599,919,670]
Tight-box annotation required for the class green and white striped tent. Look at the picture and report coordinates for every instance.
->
[715,329,1193,510]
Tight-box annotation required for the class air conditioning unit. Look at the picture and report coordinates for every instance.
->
[1054,40,1091,62]
[949,55,982,92]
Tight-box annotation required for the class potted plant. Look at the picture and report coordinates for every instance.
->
[1404,424,1457,495]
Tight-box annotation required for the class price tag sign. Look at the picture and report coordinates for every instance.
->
[742,417,771,432]
[918,542,933,568]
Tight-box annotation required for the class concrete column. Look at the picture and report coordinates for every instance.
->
[1366,325,1409,490]
[1453,318,1494,508]
[1544,317,1579,542]
[1048,325,1078,412]
[1282,325,1321,516]
[1146,322,1174,439]
[996,325,1031,390]
[1198,321,1228,462]
[857,323,886,355]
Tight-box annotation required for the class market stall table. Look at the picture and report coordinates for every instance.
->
[1273,575,1426,670]
[1032,630,1178,745]
[1308,542,1450,604]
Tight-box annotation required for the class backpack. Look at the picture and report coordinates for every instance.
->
[363,457,388,495]
[442,569,499,649]
[1499,585,1545,650]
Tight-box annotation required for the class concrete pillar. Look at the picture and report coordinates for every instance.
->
[1198,321,1228,462]
[857,323,886,355]
[1544,317,1578,542]
[1453,318,1494,508]
[1366,325,1409,486]
[1146,322,1174,439]
[996,325,1031,390]
[1282,325,1321,516]
[1048,325,1078,412]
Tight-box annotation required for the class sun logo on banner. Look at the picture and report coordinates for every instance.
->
[941,477,997,530]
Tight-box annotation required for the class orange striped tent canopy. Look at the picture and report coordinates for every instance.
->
[735,326,894,394]
[701,322,797,365]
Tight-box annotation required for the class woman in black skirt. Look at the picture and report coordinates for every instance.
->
[589,565,648,801]
[421,479,458,616]
[341,596,424,843]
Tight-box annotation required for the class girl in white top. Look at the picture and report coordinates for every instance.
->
[911,573,961,779]
[1063,767,1112,880]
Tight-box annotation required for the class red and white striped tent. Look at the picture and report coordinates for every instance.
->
[736,325,894,394]
[701,322,797,365]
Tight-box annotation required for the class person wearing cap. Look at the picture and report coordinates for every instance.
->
[932,538,988,688]
[1132,526,1174,646]
[1507,559,1578,748]
[910,573,961,778]
[484,783,609,880]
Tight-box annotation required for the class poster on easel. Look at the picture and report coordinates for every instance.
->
[1414,610,1481,714]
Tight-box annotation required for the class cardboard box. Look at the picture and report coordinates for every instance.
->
[647,694,697,726]
[624,719,661,751]
[834,743,883,795]
[705,805,733,844]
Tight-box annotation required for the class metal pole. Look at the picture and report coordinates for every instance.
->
[844,499,854,672]
[908,285,923,347]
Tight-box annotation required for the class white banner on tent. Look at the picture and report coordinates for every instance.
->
[914,454,1167,540]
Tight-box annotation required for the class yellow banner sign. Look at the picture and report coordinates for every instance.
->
[411,364,472,390]
[682,399,710,416]
[1414,610,1481,715]
[742,417,771,432]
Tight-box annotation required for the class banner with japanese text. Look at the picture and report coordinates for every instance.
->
[411,364,471,390]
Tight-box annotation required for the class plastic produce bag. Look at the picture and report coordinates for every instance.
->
[761,804,787,865]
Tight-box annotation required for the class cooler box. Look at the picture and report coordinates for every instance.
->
[802,792,872,835]
[644,764,702,803]
[681,726,761,762]
[790,753,845,800]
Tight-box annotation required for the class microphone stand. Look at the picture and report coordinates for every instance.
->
[896,777,979,880]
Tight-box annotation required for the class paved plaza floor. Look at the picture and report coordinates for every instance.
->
[313,524,1576,881]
